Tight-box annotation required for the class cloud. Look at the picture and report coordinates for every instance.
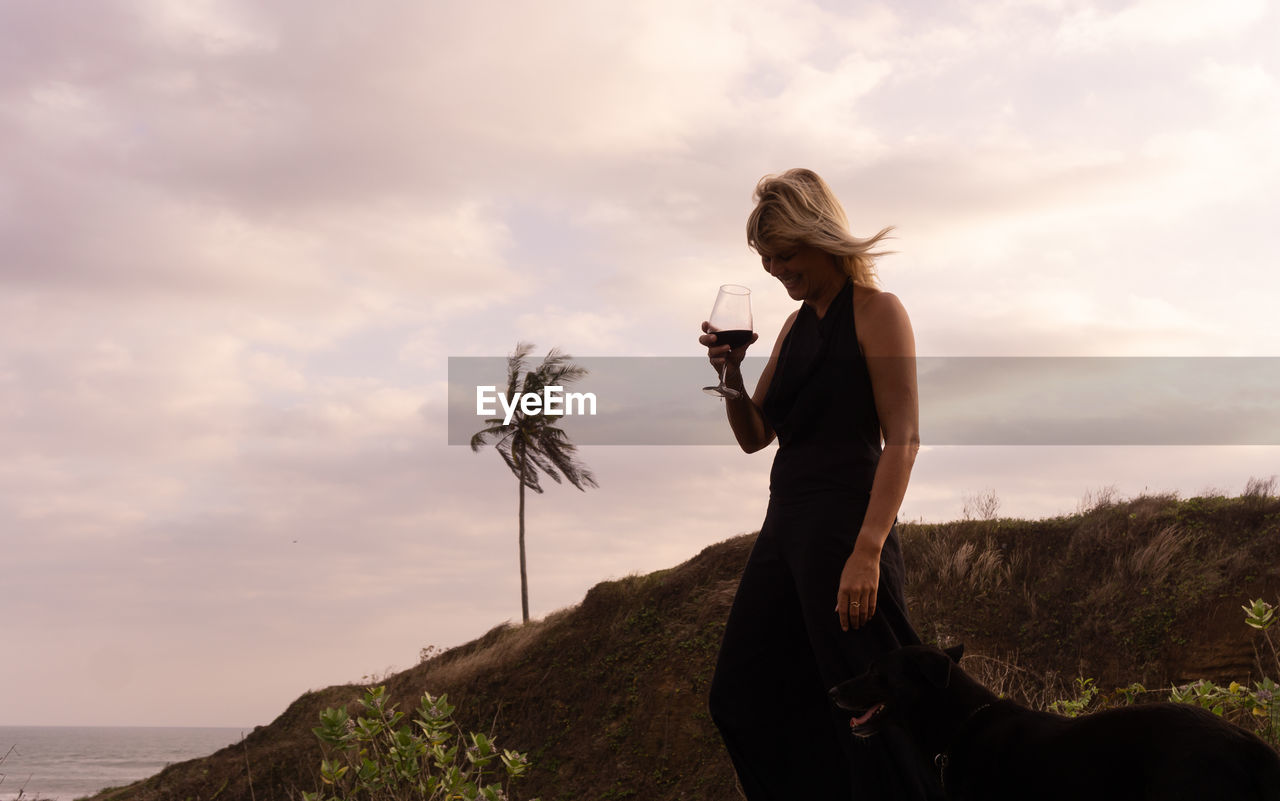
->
[1058,0,1268,50]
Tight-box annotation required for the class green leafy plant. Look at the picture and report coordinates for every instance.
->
[1047,676,1098,718]
[302,685,535,801]
[1041,600,1279,747]
[1169,678,1234,716]
[1113,682,1149,706]
[1168,598,1279,748]
[1244,597,1278,643]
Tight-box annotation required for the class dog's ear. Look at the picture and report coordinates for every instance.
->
[944,643,964,664]
[924,649,956,688]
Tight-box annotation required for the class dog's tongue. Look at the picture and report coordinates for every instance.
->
[849,703,884,728]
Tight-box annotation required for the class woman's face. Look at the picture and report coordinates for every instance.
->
[760,243,843,303]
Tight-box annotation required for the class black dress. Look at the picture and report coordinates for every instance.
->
[708,279,935,799]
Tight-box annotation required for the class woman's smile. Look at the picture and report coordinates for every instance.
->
[762,244,845,309]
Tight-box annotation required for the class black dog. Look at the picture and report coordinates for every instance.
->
[829,644,1280,801]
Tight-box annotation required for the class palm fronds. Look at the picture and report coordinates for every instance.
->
[470,342,598,621]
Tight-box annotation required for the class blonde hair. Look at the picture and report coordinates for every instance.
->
[746,168,893,287]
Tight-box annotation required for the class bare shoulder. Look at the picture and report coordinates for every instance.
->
[852,286,914,356]
[853,285,909,321]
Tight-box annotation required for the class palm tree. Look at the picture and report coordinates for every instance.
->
[470,342,598,623]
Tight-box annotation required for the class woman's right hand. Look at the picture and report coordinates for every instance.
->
[704,317,781,454]
[700,321,758,375]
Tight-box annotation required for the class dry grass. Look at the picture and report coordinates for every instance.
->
[1123,523,1187,583]
[1244,475,1278,497]
[908,531,1012,595]
[1244,475,1279,513]
[903,485,1280,693]
[1076,484,1120,515]
[418,615,559,690]
[1085,524,1197,610]
[959,652,1074,712]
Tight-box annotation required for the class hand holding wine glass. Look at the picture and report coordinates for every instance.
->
[701,284,756,398]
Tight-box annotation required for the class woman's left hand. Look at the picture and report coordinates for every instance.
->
[835,540,881,631]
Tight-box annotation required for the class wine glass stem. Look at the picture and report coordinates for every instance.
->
[721,362,738,395]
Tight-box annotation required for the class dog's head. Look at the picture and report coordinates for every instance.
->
[828,644,965,738]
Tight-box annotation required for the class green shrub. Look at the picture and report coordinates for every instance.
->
[1047,677,1098,718]
[1045,598,1279,750]
[1166,598,1279,748]
[302,685,535,801]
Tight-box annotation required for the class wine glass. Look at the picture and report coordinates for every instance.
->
[702,284,753,399]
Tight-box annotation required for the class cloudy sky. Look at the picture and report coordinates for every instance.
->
[3,0,1278,728]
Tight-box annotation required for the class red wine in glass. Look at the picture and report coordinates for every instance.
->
[703,285,753,399]
[710,329,754,348]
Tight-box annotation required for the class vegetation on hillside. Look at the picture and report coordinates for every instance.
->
[87,485,1280,801]
[303,686,534,801]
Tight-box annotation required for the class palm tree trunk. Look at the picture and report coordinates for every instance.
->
[518,448,530,624]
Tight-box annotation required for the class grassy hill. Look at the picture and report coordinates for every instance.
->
[89,488,1280,801]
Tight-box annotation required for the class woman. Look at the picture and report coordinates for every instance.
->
[703,168,931,799]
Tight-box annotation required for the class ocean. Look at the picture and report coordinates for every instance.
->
[0,726,245,801]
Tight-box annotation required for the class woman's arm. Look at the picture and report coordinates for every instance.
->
[835,291,920,631]
[700,310,798,453]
